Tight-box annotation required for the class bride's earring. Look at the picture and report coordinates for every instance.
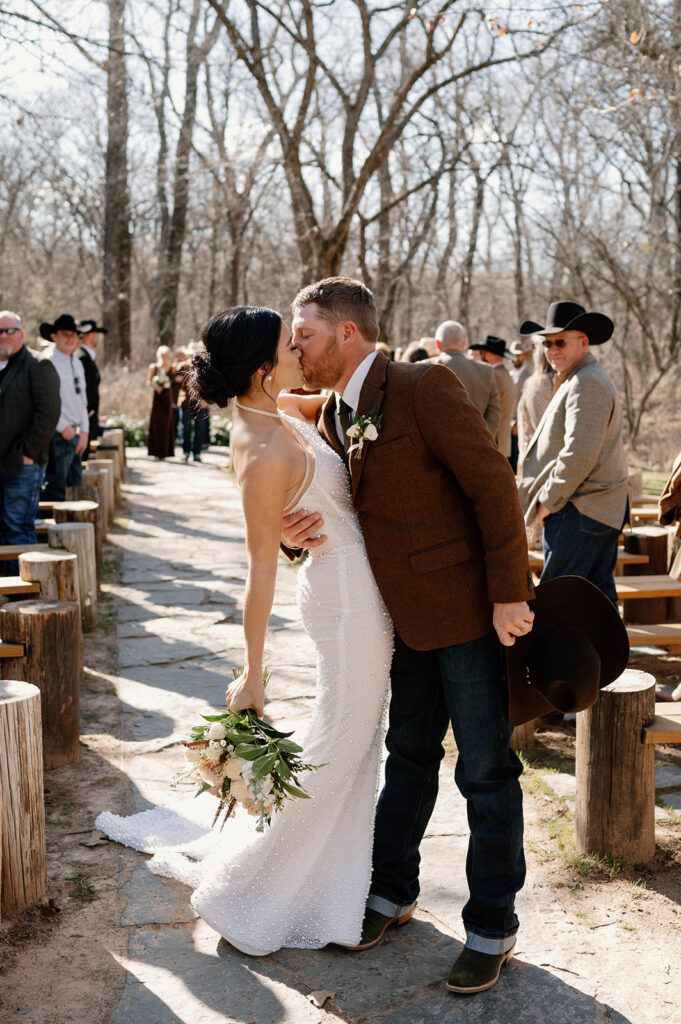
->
[265,374,272,381]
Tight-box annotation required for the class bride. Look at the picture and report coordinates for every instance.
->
[96,306,392,955]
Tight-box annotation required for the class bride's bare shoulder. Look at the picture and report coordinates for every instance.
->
[277,392,327,423]
[232,424,298,483]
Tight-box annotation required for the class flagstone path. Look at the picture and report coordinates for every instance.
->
[102,449,678,1024]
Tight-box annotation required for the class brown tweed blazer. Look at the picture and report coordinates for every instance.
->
[317,353,534,649]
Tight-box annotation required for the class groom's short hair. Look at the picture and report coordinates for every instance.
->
[292,277,380,344]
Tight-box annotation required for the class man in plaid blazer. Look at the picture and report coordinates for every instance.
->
[517,301,628,606]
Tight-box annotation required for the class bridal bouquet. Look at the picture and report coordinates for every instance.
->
[152,369,171,389]
[173,668,322,832]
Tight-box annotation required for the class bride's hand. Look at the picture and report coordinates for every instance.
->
[281,509,327,550]
[226,670,265,717]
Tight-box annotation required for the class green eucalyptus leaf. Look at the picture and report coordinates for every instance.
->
[280,779,311,799]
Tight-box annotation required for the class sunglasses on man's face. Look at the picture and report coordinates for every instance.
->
[0,327,21,336]
[542,337,570,350]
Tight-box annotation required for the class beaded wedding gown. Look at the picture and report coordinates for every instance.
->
[96,411,392,955]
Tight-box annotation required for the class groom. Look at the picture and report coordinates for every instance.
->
[283,278,535,995]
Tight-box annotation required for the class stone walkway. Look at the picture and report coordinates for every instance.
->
[103,449,669,1024]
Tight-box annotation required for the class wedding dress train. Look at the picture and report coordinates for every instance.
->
[96,412,392,955]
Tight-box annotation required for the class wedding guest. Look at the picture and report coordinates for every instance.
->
[42,313,89,500]
[516,342,554,461]
[77,317,106,456]
[508,336,535,471]
[147,345,175,460]
[518,301,628,605]
[516,342,554,551]
[431,320,500,436]
[171,347,187,443]
[468,335,517,460]
[0,310,60,570]
[177,342,207,463]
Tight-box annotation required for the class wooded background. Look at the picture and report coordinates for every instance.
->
[2,1,680,458]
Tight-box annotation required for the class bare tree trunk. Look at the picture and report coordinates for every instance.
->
[153,1,219,348]
[459,166,484,339]
[103,0,132,361]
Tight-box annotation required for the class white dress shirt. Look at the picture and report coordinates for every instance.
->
[50,348,89,434]
[334,351,377,445]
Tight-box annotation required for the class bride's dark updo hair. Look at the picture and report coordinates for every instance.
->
[186,306,282,408]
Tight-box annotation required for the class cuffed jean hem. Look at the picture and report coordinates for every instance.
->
[465,929,517,955]
[367,894,417,919]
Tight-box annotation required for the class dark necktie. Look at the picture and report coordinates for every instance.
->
[338,398,354,456]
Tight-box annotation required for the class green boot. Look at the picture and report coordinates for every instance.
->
[446,945,514,994]
[336,905,416,951]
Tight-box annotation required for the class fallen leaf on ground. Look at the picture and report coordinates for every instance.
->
[308,990,335,1008]
[79,831,110,847]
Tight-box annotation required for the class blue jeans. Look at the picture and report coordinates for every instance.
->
[542,501,620,606]
[181,406,203,457]
[43,434,83,501]
[370,631,525,954]
[0,462,46,573]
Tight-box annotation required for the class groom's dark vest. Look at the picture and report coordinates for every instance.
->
[316,353,534,651]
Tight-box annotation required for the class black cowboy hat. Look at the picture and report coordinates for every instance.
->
[78,318,108,335]
[39,313,80,340]
[468,335,514,359]
[519,300,613,346]
[506,576,629,727]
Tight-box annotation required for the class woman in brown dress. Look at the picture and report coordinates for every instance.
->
[147,346,175,459]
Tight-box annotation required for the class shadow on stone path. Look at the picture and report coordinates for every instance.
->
[104,450,639,1024]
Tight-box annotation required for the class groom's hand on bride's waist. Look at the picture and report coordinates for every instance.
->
[492,602,534,647]
[281,509,327,550]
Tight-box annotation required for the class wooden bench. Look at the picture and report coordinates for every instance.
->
[528,549,649,573]
[630,507,660,524]
[0,544,45,561]
[0,578,41,597]
[0,641,24,657]
[627,623,681,653]
[615,575,681,600]
[644,703,681,745]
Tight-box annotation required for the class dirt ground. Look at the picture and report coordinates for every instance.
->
[1,546,681,1023]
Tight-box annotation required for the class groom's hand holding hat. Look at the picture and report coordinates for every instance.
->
[493,601,535,647]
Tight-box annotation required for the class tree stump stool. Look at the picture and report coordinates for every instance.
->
[81,469,110,539]
[93,448,121,505]
[53,499,102,586]
[575,669,656,864]
[47,522,98,630]
[84,459,115,525]
[0,680,47,918]
[510,720,535,751]
[622,527,672,623]
[105,427,126,468]
[18,550,80,605]
[0,601,81,770]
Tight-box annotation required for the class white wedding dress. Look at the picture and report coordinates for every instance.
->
[96,412,392,955]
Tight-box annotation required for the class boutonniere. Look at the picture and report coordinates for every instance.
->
[347,408,383,460]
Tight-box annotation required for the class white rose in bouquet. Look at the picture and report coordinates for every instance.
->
[225,757,245,781]
[230,778,250,803]
[198,760,228,786]
[208,722,226,741]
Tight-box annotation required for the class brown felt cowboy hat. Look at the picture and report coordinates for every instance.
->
[519,300,613,346]
[506,576,629,727]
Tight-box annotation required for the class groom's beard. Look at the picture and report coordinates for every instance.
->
[301,335,347,391]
